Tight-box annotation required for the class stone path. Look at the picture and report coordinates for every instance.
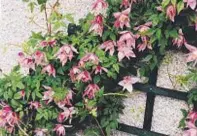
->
[0,0,193,135]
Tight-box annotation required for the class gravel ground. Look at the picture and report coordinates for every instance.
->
[0,1,193,136]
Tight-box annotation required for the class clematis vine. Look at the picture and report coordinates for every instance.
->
[83,84,100,99]
[78,53,100,67]
[113,8,130,29]
[118,31,136,48]
[42,86,55,104]
[89,15,104,36]
[94,65,108,75]
[29,101,41,110]
[33,50,47,66]
[42,64,56,77]
[69,66,81,82]
[76,70,92,82]
[40,40,56,47]
[117,45,136,61]
[100,40,116,56]
[118,76,140,93]
[18,52,35,71]
[55,44,78,66]
[172,29,186,48]
[57,107,75,124]
[183,0,197,10]
[34,128,48,136]
[185,43,197,65]
[92,0,108,14]
[166,5,176,22]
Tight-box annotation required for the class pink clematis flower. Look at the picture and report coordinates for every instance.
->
[94,65,108,74]
[29,101,41,110]
[55,45,78,66]
[117,45,136,61]
[118,76,140,93]
[78,53,100,67]
[69,66,81,82]
[76,71,92,82]
[89,15,104,36]
[92,0,108,13]
[42,86,55,104]
[34,128,48,136]
[18,52,35,71]
[42,64,56,77]
[134,22,152,33]
[188,111,197,124]
[185,43,197,65]
[33,51,47,66]
[166,5,176,22]
[100,40,116,56]
[137,36,152,52]
[56,90,73,109]
[114,8,130,29]
[57,107,75,123]
[40,40,56,47]
[183,0,197,10]
[83,84,100,99]
[118,31,136,48]
[172,29,186,48]
[53,124,66,136]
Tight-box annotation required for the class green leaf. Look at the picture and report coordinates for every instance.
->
[113,64,119,73]
[37,0,47,5]
[65,14,74,23]
[93,76,101,84]
[28,2,36,13]
[171,0,176,6]
[14,92,22,100]
[17,82,25,89]
[177,1,184,14]
[156,29,162,40]
[162,0,170,8]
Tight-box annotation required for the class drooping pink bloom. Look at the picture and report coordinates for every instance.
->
[92,0,108,13]
[118,31,136,48]
[18,52,35,71]
[40,40,56,47]
[42,64,56,77]
[76,71,92,82]
[42,86,55,104]
[55,45,78,66]
[166,5,176,22]
[53,124,66,136]
[83,84,100,99]
[20,90,25,100]
[69,66,81,82]
[56,90,73,109]
[57,107,75,123]
[188,111,197,124]
[117,45,136,61]
[29,101,41,110]
[185,43,197,65]
[172,29,186,48]
[89,15,104,36]
[100,40,116,56]
[94,65,108,74]
[118,76,140,93]
[34,128,48,136]
[183,0,197,10]
[113,8,130,29]
[134,22,152,33]
[183,127,197,136]
[78,53,100,67]
[137,36,152,52]
[33,50,47,66]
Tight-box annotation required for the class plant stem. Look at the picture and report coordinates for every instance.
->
[44,4,51,35]
[94,118,106,136]
[103,93,127,97]
[17,123,29,136]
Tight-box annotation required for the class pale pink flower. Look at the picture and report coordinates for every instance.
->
[172,29,186,48]
[166,5,176,22]
[53,124,66,136]
[137,36,152,52]
[40,40,56,47]
[34,128,48,136]
[56,90,73,109]
[185,43,197,65]
[92,0,108,13]
[100,40,116,56]
[76,71,92,82]
[94,65,108,74]
[183,128,197,136]
[78,53,100,67]
[114,8,130,29]
[188,111,197,124]
[118,76,140,93]
[42,64,56,77]
[134,22,152,33]
[89,15,104,36]
[83,84,100,99]
[183,0,197,10]
[69,66,81,82]
[42,86,55,104]
[117,45,136,61]
[57,107,75,123]
[156,6,163,11]
[118,31,136,48]
[18,52,35,71]
[55,45,78,66]
[29,101,41,110]
[121,0,136,8]
[33,50,47,66]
